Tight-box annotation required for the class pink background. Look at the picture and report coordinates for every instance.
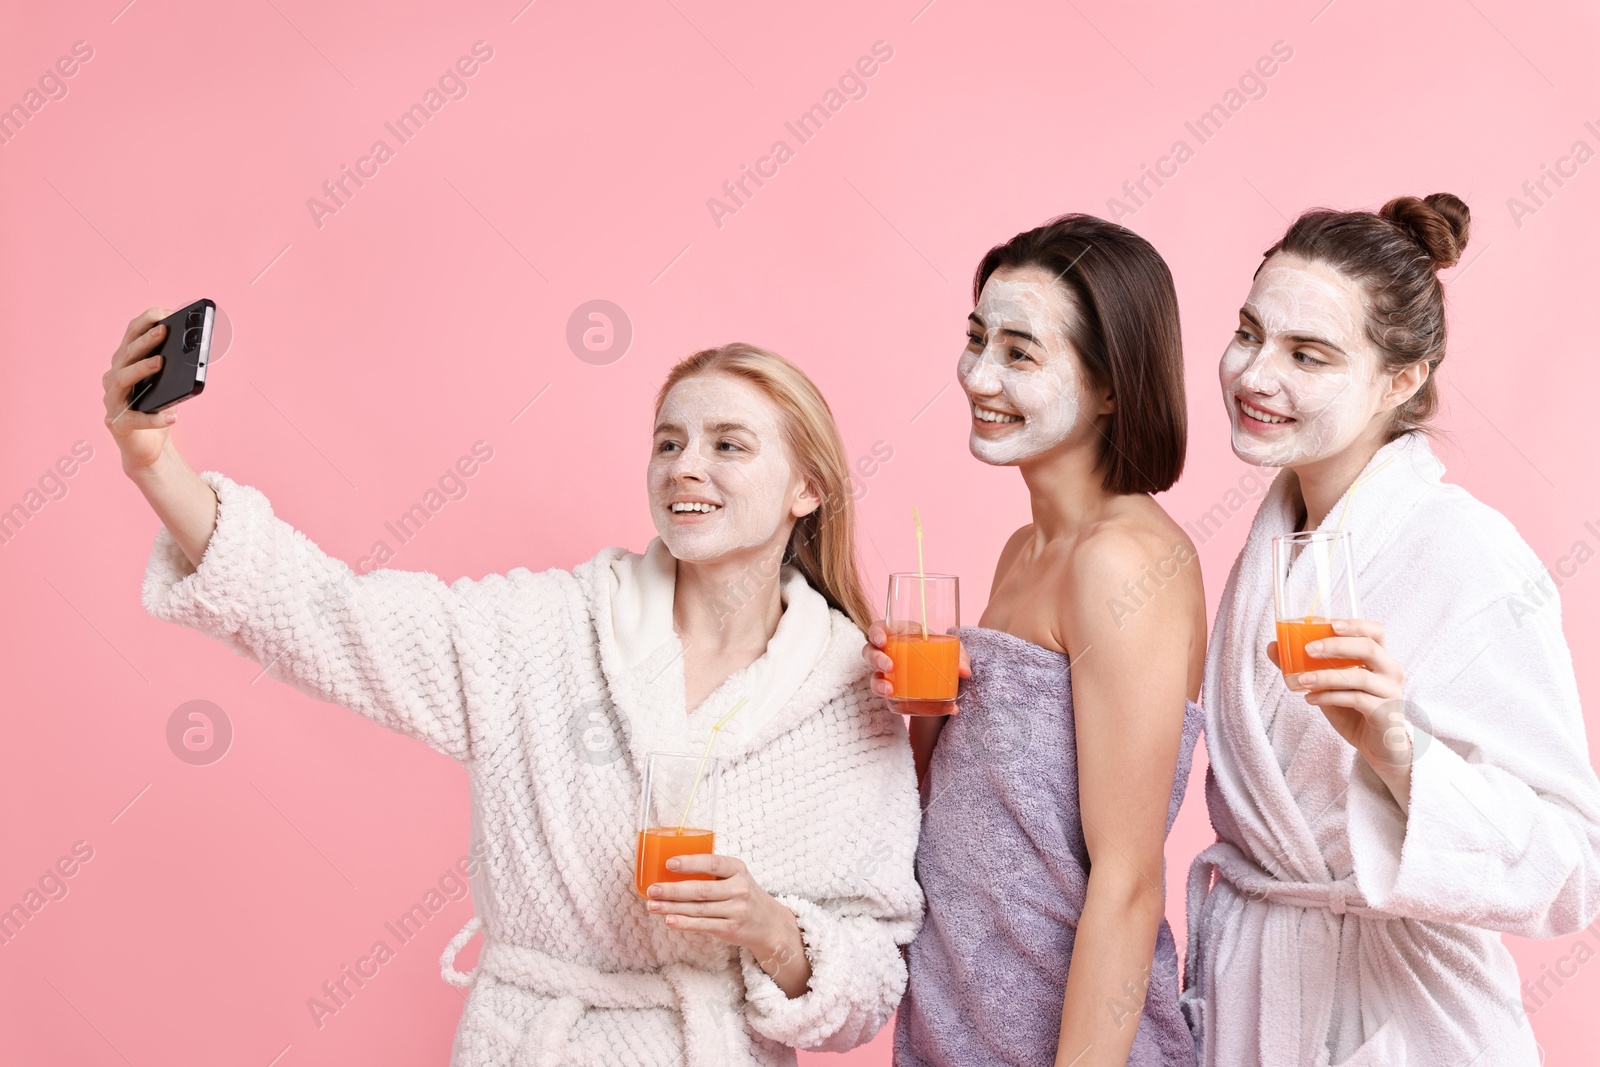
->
[4,0,1598,1062]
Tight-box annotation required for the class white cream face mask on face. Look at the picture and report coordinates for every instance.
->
[648,375,804,563]
[1219,257,1386,468]
[958,274,1083,466]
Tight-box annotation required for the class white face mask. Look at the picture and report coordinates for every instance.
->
[1219,255,1387,468]
[958,272,1084,466]
[648,375,812,562]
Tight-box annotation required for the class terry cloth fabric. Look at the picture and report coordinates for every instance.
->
[1182,432,1600,1067]
[895,625,1202,1066]
[142,470,924,1066]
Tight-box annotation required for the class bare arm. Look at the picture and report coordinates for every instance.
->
[1053,533,1198,1067]
[129,445,219,566]
[862,620,964,803]
[907,714,946,803]
[106,307,477,761]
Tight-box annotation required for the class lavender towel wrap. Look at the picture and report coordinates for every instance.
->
[894,626,1202,1067]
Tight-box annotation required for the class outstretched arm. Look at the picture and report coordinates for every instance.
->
[109,309,479,761]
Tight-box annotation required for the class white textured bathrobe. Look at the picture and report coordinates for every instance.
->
[141,471,924,1066]
[1182,433,1600,1066]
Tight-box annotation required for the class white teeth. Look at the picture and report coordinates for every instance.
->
[1241,401,1292,425]
[974,407,1023,424]
[670,502,720,513]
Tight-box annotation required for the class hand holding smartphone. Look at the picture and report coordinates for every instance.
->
[128,299,216,413]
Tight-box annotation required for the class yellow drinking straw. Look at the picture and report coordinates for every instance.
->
[676,696,749,832]
[913,506,929,641]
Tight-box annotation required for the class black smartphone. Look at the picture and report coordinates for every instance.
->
[130,299,216,413]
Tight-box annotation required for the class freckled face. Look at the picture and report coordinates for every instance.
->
[648,374,816,562]
[958,267,1088,466]
[1220,254,1389,468]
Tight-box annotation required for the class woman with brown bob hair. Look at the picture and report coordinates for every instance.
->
[872,214,1207,1066]
[107,327,923,1066]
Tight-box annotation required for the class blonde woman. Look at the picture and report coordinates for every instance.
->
[105,321,923,1067]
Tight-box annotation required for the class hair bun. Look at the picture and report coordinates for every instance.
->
[1381,193,1471,270]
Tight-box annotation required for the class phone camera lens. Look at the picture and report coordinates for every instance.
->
[184,327,203,351]
[186,310,205,328]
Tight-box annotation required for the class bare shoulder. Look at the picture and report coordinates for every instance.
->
[989,523,1036,598]
[1059,499,1203,637]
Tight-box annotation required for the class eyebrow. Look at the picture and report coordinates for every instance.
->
[652,419,757,436]
[1239,307,1348,357]
[968,312,1041,347]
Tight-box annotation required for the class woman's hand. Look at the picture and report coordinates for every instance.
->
[1269,618,1414,810]
[104,307,220,568]
[860,619,972,716]
[104,308,179,472]
[645,854,812,997]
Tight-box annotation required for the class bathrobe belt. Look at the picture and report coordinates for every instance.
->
[1181,842,1403,1067]
[441,916,755,1066]
[1186,842,1386,919]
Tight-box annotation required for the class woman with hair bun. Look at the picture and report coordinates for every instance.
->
[1182,193,1600,1065]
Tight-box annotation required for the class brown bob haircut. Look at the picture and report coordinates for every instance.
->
[973,214,1187,494]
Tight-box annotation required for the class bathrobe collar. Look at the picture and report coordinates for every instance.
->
[589,536,838,776]
[1268,429,1445,571]
[1210,430,1447,871]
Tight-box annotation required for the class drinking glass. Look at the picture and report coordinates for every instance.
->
[1272,530,1363,676]
[634,751,719,897]
[885,573,961,716]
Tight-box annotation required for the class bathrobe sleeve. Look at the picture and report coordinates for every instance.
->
[1346,515,1600,938]
[735,698,925,1052]
[141,470,476,761]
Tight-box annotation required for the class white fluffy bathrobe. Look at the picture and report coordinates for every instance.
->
[141,471,924,1066]
[1182,432,1600,1066]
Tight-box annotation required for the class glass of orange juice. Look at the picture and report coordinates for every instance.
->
[1272,530,1363,677]
[885,572,961,716]
[635,751,719,898]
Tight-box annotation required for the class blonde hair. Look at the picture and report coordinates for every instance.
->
[654,343,873,633]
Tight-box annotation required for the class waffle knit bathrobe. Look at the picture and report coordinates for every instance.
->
[141,471,924,1067]
[1181,432,1600,1066]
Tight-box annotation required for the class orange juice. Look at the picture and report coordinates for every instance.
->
[885,632,960,702]
[1276,617,1363,675]
[635,827,715,897]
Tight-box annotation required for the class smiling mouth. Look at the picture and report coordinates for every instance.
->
[669,501,722,516]
[972,404,1023,425]
[1237,397,1295,428]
